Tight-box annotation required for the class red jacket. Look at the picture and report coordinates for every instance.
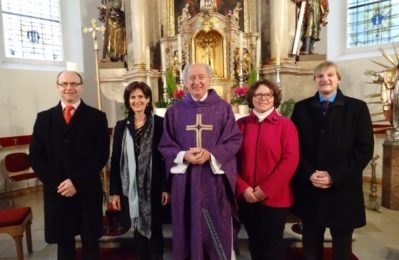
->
[236,109,299,207]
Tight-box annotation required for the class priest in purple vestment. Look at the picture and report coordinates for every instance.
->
[158,63,243,260]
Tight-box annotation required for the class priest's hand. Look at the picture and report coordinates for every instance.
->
[184,148,210,165]
[57,178,77,197]
[161,192,170,206]
[243,187,258,203]
[111,195,121,210]
[195,148,211,164]
[254,186,267,201]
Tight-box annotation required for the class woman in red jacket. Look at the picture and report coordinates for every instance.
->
[236,79,299,260]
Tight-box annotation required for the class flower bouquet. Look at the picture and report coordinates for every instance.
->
[232,85,249,105]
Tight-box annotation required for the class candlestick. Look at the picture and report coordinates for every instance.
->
[146,46,150,71]
[239,32,243,80]
[177,34,182,63]
[239,32,243,63]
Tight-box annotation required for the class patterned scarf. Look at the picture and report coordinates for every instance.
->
[120,113,154,238]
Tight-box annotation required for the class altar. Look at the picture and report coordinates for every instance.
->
[97,0,323,108]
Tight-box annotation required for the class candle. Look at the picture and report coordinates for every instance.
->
[161,42,166,71]
[239,32,243,77]
[146,46,150,71]
[239,32,243,62]
[177,34,182,63]
[256,37,261,68]
[276,43,281,66]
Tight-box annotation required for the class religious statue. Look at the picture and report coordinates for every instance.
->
[232,2,242,24]
[98,0,127,62]
[295,0,329,55]
[178,3,192,28]
[365,46,399,141]
[234,47,251,82]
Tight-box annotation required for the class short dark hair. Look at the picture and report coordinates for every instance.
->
[56,70,83,84]
[247,79,282,109]
[123,81,153,114]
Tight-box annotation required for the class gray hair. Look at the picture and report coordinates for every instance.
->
[182,63,213,80]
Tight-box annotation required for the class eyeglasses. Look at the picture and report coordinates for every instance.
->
[57,82,82,88]
[253,93,274,99]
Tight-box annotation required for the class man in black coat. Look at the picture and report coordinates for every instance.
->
[291,61,374,260]
[29,71,110,260]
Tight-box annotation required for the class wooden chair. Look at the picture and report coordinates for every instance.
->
[0,207,33,260]
[4,152,38,206]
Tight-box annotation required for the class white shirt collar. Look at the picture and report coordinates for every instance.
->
[191,92,208,102]
[61,100,81,110]
[253,107,274,122]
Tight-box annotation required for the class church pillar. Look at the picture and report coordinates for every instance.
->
[269,0,289,64]
[126,0,149,69]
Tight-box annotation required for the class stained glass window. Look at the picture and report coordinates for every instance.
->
[347,0,399,48]
[0,0,63,61]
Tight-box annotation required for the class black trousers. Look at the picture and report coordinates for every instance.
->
[57,234,99,260]
[239,202,289,260]
[302,219,354,260]
[134,228,164,260]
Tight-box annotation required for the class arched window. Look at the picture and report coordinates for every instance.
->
[0,0,63,62]
[347,0,399,48]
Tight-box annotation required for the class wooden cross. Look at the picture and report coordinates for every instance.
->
[186,114,213,148]
[83,18,105,51]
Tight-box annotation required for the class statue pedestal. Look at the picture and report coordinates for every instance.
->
[382,140,399,210]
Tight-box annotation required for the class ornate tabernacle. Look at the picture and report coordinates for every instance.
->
[160,5,260,101]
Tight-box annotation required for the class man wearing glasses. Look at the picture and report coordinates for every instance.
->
[29,70,110,260]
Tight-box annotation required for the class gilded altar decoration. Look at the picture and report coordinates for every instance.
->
[195,30,223,77]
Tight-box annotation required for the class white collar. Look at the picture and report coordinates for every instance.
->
[253,107,274,122]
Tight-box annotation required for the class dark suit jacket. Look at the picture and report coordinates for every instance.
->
[291,89,374,229]
[109,113,169,229]
[29,101,110,243]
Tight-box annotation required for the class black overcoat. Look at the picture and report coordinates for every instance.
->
[29,101,110,243]
[109,114,169,231]
[291,89,374,228]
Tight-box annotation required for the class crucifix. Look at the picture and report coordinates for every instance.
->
[83,18,105,111]
[186,114,213,148]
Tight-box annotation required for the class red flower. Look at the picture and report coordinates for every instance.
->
[233,85,249,105]
[173,89,185,100]
[234,85,248,97]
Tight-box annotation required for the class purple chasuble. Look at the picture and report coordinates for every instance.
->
[159,90,242,260]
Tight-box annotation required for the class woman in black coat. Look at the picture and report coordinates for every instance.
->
[109,81,170,260]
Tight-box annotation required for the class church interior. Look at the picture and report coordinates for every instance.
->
[1,0,399,259]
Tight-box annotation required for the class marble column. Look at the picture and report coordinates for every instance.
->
[126,0,149,69]
[269,0,289,64]
[382,140,399,210]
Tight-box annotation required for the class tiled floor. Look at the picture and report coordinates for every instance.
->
[1,185,399,260]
